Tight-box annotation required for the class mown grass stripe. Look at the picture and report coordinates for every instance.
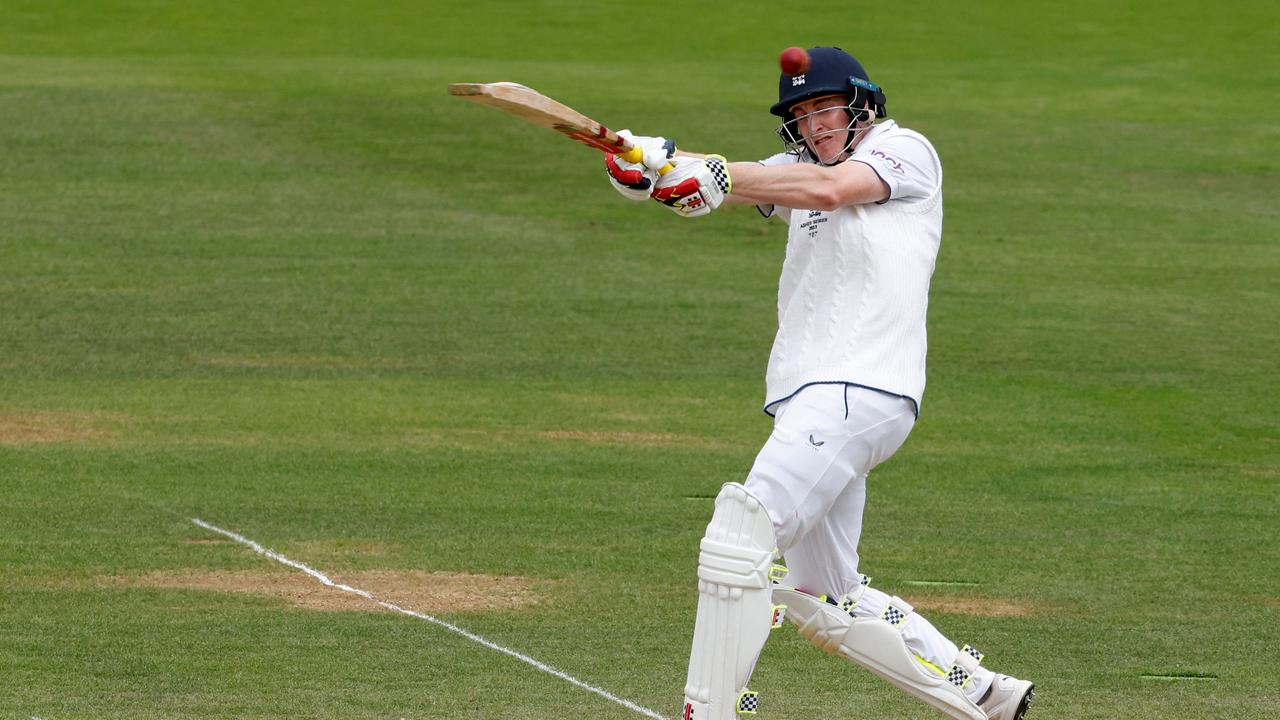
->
[902,580,981,587]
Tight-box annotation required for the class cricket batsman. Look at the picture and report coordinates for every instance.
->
[603,47,1036,720]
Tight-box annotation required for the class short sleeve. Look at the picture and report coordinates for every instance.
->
[758,152,800,168]
[852,133,940,202]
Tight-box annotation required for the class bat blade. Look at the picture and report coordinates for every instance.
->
[447,82,637,157]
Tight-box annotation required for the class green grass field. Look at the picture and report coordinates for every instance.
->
[2,1,1277,718]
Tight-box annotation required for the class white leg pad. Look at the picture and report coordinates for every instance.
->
[683,483,777,720]
[773,586,986,720]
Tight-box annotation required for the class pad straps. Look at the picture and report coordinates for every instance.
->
[835,575,987,687]
[768,563,789,629]
[880,596,913,627]
[946,645,985,689]
[836,573,873,614]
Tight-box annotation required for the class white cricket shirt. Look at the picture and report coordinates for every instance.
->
[756,120,943,416]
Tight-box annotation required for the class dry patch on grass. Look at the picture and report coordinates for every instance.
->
[0,411,122,445]
[909,595,1039,617]
[203,355,413,370]
[98,569,541,613]
[536,430,707,447]
[534,428,742,452]
[402,428,723,451]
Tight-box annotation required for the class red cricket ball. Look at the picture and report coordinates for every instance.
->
[779,46,810,76]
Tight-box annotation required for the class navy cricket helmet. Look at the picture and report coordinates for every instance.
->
[769,46,886,120]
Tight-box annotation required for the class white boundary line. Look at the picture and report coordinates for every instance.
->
[191,518,667,720]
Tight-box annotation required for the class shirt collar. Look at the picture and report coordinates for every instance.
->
[853,119,897,153]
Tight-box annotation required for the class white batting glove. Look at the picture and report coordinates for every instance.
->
[617,130,676,173]
[650,155,732,218]
[605,152,657,201]
[603,130,676,202]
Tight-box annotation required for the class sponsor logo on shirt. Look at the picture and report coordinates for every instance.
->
[870,148,904,174]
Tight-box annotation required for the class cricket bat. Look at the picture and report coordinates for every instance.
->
[447,82,673,173]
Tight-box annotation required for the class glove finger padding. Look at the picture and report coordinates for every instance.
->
[618,129,677,172]
[651,155,731,218]
[605,153,658,202]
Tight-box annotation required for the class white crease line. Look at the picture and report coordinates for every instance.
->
[191,518,667,720]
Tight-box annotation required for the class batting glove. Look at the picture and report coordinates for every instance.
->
[604,130,676,202]
[650,155,731,218]
[605,152,658,201]
[618,130,676,172]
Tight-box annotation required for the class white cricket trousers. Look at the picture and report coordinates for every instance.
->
[743,383,994,701]
[745,383,913,595]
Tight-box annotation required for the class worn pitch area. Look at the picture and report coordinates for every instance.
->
[98,568,541,613]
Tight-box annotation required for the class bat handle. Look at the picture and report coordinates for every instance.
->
[619,146,675,175]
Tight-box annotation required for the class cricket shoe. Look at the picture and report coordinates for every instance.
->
[978,674,1034,720]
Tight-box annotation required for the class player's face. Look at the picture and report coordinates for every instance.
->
[791,95,853,164]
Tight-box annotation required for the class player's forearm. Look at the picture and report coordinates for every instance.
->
[727,161,887,209]
[726,162,842,209]
[671,153,832,207]
[658,150,888,212]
